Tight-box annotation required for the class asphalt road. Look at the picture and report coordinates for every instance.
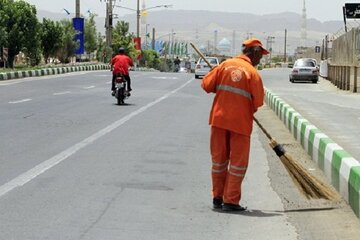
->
[261,68,360,162]
[0,70,359,239]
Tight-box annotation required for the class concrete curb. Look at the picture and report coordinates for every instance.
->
[265,89,360,218]
[0,64,110,81]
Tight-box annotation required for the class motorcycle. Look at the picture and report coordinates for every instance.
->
[114,74,130,105]
[174,64,180,72]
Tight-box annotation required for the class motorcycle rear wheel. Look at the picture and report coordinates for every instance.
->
[117,88,125,105]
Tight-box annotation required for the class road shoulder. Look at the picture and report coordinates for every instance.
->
[255,105,360,240]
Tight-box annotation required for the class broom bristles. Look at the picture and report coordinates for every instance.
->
[270,139,338,200]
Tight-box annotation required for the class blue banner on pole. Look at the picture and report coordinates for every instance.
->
[72,17,84,55]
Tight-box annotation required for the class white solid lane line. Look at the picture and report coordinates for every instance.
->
[84,85,95,89]
[8,99,32,104]
[0,78,194,198]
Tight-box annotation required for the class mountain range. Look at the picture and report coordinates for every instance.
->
[37,9,344,55]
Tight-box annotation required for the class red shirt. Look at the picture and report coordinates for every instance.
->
[111,54,134,75]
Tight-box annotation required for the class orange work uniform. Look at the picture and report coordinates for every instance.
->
[201,54,264,205]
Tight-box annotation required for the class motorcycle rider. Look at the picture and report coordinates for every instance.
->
[111,47,134,96]
[174,56,181,72]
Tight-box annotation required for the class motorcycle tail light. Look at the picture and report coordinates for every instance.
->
[115,77,124,83]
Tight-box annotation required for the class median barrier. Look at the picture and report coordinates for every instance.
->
[265,89,360,218]
[0,64,110,81]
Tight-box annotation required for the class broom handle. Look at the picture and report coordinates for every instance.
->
[190,43,214,69]
[190,42,273,141]
[253,117,273,140]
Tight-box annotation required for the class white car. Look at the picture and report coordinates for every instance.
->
[289,58,319,83]
[195,57,219,79]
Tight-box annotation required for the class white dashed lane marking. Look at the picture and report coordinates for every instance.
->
[53,91,71,95]
[8,99,32,104]
[0,78,194,198]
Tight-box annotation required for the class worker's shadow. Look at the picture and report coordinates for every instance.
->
[212,208,283,217]
[213,206,337,217]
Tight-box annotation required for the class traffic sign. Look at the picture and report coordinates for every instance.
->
[345,3,360,18]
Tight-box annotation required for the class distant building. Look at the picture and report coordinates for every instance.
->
[217,38,231,55]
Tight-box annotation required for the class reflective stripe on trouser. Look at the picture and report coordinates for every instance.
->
[210,126,250,205]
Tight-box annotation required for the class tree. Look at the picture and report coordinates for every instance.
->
[40,18,64,63]
[56,19,78,63]
[1,0,41,67]
[112,21,138,59]
[0,1,9,52]
[96,33,107,62]
[84,13,98,60]
[141,49,160,69]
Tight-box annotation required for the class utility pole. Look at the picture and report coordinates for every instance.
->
[343,6,348,33]
[75,0,80,17]
[136,0,140,38]
[325,35,329,59]
[214,30,218,55]
[105,0,113,48]
[266,36,275,64]
[102,0,116,48]
[151,27,155,50]
[170,29,175,59]
[284,29,287,62]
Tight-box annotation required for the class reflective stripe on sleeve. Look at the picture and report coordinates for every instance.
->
[216,84,252,100]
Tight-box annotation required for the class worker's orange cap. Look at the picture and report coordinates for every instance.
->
[242,38,269,55]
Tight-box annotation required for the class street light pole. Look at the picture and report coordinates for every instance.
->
[266,36,275,64]
[101,0,115,48]
[115,2,172,39]
[75,0,80,18]
[284,29,287,63]
[145,24,150,49]
[136,0,140,38]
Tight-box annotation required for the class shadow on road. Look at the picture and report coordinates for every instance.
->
[212,208,283,217]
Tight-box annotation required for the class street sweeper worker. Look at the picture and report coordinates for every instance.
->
[201,38,269,211]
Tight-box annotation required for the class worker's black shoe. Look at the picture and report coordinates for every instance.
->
[213,198,223,209]
[222,203,247,212]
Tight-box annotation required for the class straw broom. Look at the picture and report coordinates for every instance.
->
[253,118,337,200]
[190,42,338,200]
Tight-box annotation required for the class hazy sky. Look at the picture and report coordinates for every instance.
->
[24,0,349,22]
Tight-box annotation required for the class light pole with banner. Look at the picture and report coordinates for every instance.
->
[73,0,84,57]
